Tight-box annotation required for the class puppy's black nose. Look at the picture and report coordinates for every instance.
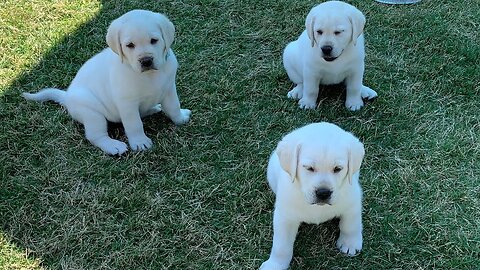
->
[315,188,332,202]
[321,45,333,55]
[139,56,154,68]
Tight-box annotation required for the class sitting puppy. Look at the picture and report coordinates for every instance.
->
[283,1,377,110]
[260,122,365,270]
[23,10,191,155]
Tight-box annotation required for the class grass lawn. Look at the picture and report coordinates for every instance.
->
[1,0,479,269]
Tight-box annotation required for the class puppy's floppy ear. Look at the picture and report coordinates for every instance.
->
[155,13,175,55]
[106,17,125,63]
[276,138,301,182]
[347,135,365,184]
[348,7,366,46]
[305,10,317,47]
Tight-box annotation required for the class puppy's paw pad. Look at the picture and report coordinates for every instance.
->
[101,140,128,155]
[173,109,191,125]
[260,260,288,270]
[287,86,302,100]
[361,86,378,100]
[345,99,364,111]
[150,104,163,113]
[336,234,362,256]
[298,98,316,110]
[129,136,153,151]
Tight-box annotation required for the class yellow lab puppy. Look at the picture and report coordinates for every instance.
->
[261,122,365,270]
[283,1,377,110]
[23,10,191,155]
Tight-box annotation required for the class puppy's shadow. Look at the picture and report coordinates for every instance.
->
[313,83,377,108]
[106,112,173,145]
[291,219,342,268]
[317,83,347,106]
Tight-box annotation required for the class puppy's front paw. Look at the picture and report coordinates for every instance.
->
[345,97,364,111]
[360,86,378,100]
[260,259,288,270]
[336,232,362,256]
[287,85,303,100]
[99,139,128,155]
[172,109,191,125]
[298,98,316,110]
[129,135,153,151]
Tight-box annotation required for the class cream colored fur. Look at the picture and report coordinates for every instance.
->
[260,122,365,270]
[23,10,191,155]
[283,1,377,110]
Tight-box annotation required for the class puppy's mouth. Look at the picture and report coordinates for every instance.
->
[323,56,338,62]
[321,49,343,62]
[141,66,158,72]
[314,201,332,206]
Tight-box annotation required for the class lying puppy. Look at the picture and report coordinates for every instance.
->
[23,10,191,155]
[260,122,365,270]
[283,1,377,110]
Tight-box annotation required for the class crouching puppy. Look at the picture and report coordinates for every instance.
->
[260,122,365,270]
[283,1,377,110]
[23,10,191,155]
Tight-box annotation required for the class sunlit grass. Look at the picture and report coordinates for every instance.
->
[0,0,101,93]
[0,233,43,270]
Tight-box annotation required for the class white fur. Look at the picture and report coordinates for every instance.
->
[23,10,191,155]
[260,122,365,270]
[283,1,377,111]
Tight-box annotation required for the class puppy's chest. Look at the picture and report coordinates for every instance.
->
[318,66,349,85]
[300,205,340,224]
[122,76,167,115]
[281,200,340,224]
[135,74,171,99]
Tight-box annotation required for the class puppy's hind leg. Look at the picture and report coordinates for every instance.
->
[283,42,304,101]
[360,85,378,100]
[81,110,128,155]
[142,104,162,117]
[287,84,303,100]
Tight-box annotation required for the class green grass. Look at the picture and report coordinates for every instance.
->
[1,0,479,269]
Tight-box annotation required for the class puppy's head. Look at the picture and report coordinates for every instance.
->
[276,122,364,205]
[106,10,175,73]
[305,1,365,62]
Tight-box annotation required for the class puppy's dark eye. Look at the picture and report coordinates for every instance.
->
[126,42,135,49]
[304,166,315,172]
[333,166,343,173]
[334,31,341,35]
[151,38,158,45]
[317,30,323,35]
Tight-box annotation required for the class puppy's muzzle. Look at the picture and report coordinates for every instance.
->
[321,45,337,62]
[315,188,332,205]
[139,56,155,71]
[321,45,333,55]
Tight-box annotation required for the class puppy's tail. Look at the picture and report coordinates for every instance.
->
[22,88,66,105]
